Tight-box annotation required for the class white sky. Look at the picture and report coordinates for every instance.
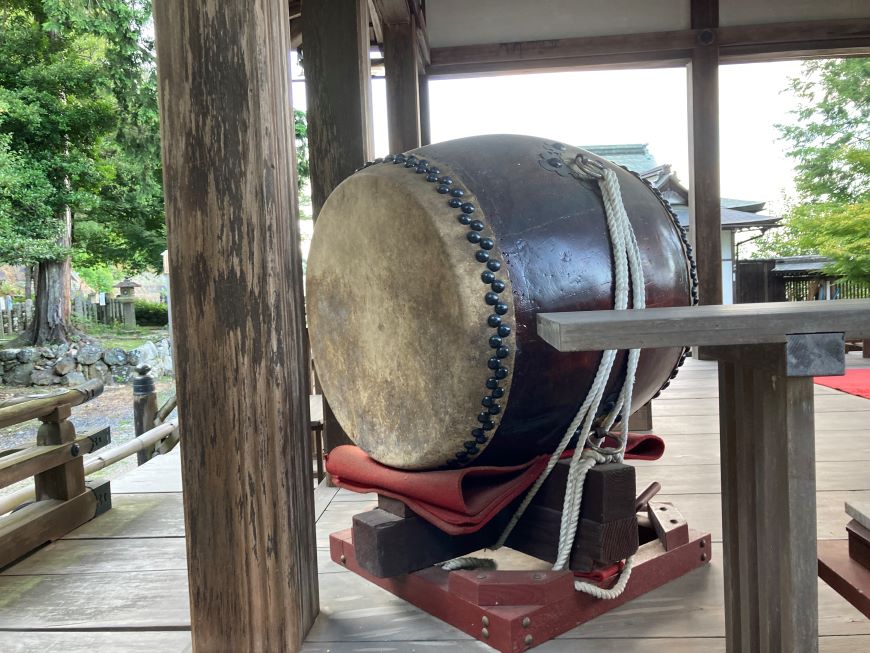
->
[291,60,803,215]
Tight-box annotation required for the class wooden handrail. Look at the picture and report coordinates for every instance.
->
[0,380,104,429]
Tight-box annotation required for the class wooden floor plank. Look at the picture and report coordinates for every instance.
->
[0,536,187,575]
[0,570,190,629]
[0,631,191,653]
[635,461,870,494]
[300,637,870,652]
[62,492,185,539]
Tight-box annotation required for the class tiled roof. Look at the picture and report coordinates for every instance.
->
[582,144,658,175]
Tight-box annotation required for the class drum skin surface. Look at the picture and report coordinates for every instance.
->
[307,134,694,470]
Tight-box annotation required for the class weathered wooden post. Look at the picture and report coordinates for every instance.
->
[132,364,157,466]
[154,1,318,650]
[303,0,374,457]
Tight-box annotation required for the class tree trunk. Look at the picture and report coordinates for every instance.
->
[25,265,36,300]
[28,208,72,345]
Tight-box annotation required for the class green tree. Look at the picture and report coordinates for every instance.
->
[0,1,117,343]
[758,58,869,283]
[0,0,166,343]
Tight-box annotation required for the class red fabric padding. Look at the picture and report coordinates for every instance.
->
[815,369,870,399]
[327,445,549,535]
[325,433,665,535]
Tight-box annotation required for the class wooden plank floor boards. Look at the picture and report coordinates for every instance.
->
[0,356,867,652]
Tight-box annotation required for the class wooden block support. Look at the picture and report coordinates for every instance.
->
[628,401,653,431]
[847,520,870,569]
[648,501,690,551]
[352,508,501,578]
[35,406,85,502]
[153,2,319,649]
[355,461,638,577]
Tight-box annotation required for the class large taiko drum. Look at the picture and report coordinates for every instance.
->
[307,134,695,470]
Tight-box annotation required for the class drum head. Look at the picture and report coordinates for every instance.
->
[307,160,516,469]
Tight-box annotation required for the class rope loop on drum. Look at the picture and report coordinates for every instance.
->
[493,162,645,599]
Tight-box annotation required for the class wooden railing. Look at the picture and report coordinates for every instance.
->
[0,380,111,568]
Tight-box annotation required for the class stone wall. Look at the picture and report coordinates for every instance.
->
[0,339,173,387]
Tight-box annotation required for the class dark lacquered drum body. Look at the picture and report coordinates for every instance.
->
[307,134,695,470]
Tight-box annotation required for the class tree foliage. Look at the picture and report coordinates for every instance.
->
[0,0,165,274]
[757,58,870,283]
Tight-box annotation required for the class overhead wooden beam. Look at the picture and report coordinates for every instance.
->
[385,16,421,152]
[688,0,721,306]
[427,19,870,77]
[153,0,318,650]
[303,0,374,455]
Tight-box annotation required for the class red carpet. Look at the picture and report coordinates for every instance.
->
[815,369,870,399]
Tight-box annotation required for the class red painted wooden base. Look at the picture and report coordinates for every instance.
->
[818,539,870,618]
[330,527,712,652]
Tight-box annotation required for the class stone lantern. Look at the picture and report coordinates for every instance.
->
[114,278,141,327]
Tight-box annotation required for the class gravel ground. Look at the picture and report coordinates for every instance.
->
[0,379,177,498]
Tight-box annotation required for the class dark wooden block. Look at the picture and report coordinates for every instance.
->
[507,505,638,572]
[576,516,639,564]
[351,508,502,578]
[532,461,636,522]
[847,519,870,570]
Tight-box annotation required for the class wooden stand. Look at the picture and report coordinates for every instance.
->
[331,457,710,652]
[537,299,870,653]
[331,520,710,653]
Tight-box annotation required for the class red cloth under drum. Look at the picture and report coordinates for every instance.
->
[325,433,665,535]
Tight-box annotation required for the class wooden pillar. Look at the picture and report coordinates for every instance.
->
[384,17,421,152]
[153,2,318,650]
[419,73,431,146]
[304,0,373,214]
[303,0,374,454]
[713,333,841,653]
[687,0,722,306]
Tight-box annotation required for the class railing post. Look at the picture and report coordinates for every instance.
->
[133,364,158,466]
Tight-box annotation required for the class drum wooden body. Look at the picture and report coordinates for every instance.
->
[307,135,695,470]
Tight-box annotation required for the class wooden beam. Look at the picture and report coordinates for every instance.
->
[535,300,870,352]
[688,19,721,306]
[153,1,318,649]
[303,0,374,454]
[429,29,696,77]
[385,17,421,152]
[427,19,870,77]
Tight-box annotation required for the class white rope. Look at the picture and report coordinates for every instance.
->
[441,557,497,571]
[495,162,645,598]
